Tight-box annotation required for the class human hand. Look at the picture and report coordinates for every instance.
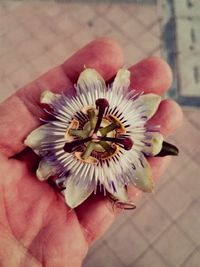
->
[0,38,183,267]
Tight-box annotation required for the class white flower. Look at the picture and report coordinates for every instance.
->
[24,68,177,209]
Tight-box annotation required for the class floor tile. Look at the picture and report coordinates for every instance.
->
[104,28,130,47]
[176,160,200,199]
[32,26,59,48]
[12,4,36,23]
[9,64,37,90]
[131,248,168,267]
[6,25,31,45]
[17,39,46,61]
[49,40,78,64]
[120,18,146,39]
[83,241,122,267]
[178,199,200,246]
[70,5,96,24]
[154,180,192,219]
[41,2,63,18]
[132,199,171,243]
[105,5,131,26]
[87,17,113,37]
[0,36,13,56]
[181,249,200,267]
[93,3,112,15]
[170,117,200,156]
[136,5,159,26]
[150,22,161,37]
[121,3,141,17]
[0,13,18,35]
[187,110,200,131]
[123,43,146,66]
[154,225,195,267]
[71,30,94,48]
[0,77,15,102]
[56,13,82,38]
[106,223,148,266]
[0,51,25,77]
[163,143,190,178]
[135,31,160,54]
[30,54,55,75]
[103,212,129,240]
[156,170,172,188]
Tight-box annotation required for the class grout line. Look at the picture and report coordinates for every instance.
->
[103,239,127,266]
[100,12,158,55]
[153,198,198,248]
[179,244,200,267]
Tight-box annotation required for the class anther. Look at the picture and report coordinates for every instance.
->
[64,137,91,153]
[99,136,133,150]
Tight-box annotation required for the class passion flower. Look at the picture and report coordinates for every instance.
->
[24,68,178,209]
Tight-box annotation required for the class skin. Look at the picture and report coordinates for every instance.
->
[0,38,183,267]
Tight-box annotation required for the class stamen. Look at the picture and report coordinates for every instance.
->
[69,129,88,139]
[99,136,133,150]
[94,98,109,133]
[100,123,119,137]
[82,142,95,160]
[98,141,115,154]
[63,137,91,153]
[87,108,97,129]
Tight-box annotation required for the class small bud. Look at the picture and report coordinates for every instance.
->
[156,141,179,157]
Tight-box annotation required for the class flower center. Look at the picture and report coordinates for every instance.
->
[63,98,133,162]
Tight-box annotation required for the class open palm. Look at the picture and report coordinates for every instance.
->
[0,38,182,267]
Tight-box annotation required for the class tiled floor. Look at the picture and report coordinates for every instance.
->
[0,1,199,267]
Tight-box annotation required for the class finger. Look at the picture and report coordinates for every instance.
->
[129,57,173,95]
[148,99,183,136]
[0,38,124,157]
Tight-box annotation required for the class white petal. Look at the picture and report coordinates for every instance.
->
[63,177,94,209]
[76,68,106,94]
[40,90,60,105]
[130,157,154,192]
[24,125,48,152]
[36,159,57,181]
[143,133,163,156]
[139,93,161,119]
[112,68,130,94]
[103,179,128,202]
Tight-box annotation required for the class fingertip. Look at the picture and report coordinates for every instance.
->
[63,37,124,82]
[130,57,173,95]
[149,99,183,136]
